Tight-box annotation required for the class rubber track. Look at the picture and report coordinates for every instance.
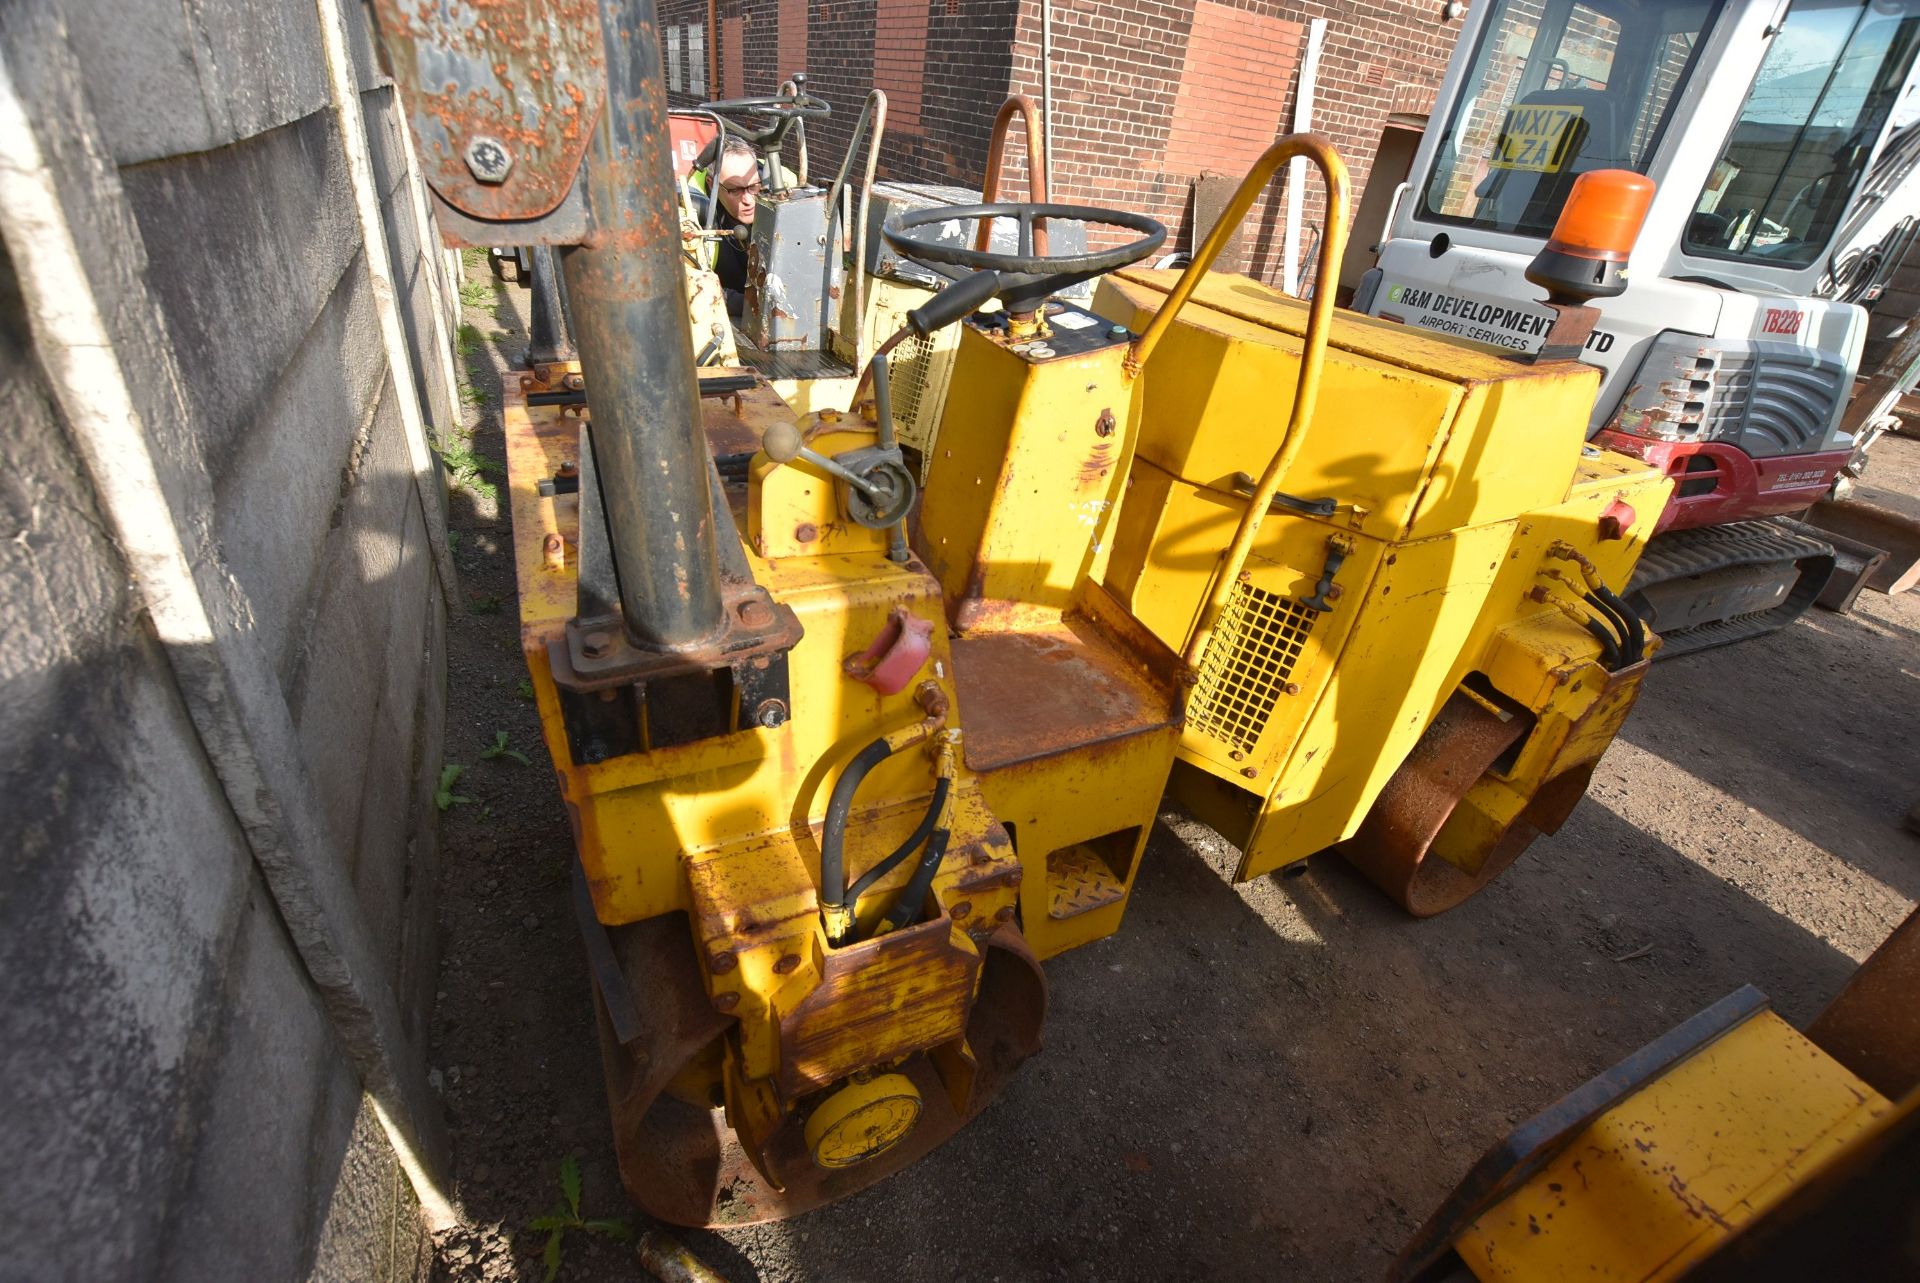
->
[1627,518,1837,661]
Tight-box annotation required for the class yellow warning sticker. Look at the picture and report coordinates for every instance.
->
[1489,104,1585,173]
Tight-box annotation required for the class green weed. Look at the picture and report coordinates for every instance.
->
[471,594,504,615]
[459,278,494,308]
[435,764,473,812]
[480,730,530,765]
[530,1154,632,1282]
[455,322,486,355]
[516,678,536,701]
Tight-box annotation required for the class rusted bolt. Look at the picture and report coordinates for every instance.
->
[1282,681,1301,696]
[1241,766,1258,778]
[712,991,739,1012]
[949,901,972,919]
[773,953,801,975]
[1237,570,1253,584]
[563,373,585,391]
[581,630,613,658]
[708,949,738,974]
[463,135,514,184]
[1325,584,1344,602]
[1094,409,1117,438]
[556,460,579,480]
[738,599,774,628]
[794,523,818,543]
[755,699,789,729]
[519,374,535,391]
[994,905,1016,922]
[542,532,565,569]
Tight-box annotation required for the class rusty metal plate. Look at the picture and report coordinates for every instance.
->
[775,917,980,1101]
[1807,906,1920,1099]
[368,0,604,222]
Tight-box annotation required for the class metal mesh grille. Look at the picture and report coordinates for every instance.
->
[888,330,937,440]
[1188,583,1314,756]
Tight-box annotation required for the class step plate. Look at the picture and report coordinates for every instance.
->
[1046,845,1127,920]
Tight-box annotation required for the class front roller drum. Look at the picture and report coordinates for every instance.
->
[1337,693,1530,917]
[591,913,1047,1226]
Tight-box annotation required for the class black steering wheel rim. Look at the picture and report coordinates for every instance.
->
[698,93,832,120]
[881,202,1166,277]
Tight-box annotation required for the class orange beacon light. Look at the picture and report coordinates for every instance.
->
[1525,169,1656,305]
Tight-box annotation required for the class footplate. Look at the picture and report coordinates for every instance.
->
[1627,519,1836,659]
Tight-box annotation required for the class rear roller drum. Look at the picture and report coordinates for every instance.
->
[591,913,1047,1225]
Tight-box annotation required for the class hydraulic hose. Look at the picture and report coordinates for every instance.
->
[877,827,952,936]
[1582,617,1623,671]
[1592,584,1647,664]
[820,737,894,918]
[1583,590,1638,666]
[846,775,951,903]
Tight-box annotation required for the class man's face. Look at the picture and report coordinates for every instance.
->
[715,152,760,224]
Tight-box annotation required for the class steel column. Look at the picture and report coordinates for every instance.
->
[562,0,723,649]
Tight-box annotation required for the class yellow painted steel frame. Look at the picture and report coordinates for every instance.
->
[915,311,1186,961]
[1453,1008,1899,1282]
[1094,267,1672,884]
[506,383,1024,1125]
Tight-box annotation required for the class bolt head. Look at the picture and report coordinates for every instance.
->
[708,949,739,974]
[774,953,801,975]
[994,906,1015,921]
[581,630,613,658]
[755,699,789,729]
[463,135,513,184]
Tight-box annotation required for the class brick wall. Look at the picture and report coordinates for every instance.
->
[663,0,1020,190]
[658,0,1465,291]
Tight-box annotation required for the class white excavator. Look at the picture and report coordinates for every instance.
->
[1355,0,1920,654]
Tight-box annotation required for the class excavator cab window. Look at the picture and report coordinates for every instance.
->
[1419,0,1722,237]
[1684,0,1920,269]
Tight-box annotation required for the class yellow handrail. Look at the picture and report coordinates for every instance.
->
[1122,134,1350,672]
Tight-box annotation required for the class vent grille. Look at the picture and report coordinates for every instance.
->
[1699,350,1847,457]
[888,329,938,441]
[1188,583,1315,756]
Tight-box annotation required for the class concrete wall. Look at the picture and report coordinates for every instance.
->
[0,2,457,1279]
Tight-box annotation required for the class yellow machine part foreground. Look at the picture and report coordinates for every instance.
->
[1392,907,1920,1282]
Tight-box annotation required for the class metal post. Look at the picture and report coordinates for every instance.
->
[527,245,577,365]
[561,0,724,650]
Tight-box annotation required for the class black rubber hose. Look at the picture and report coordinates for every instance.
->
[1583,618,1622,671]
[847,776,951,904]
[820,738,894,910]
[877,827,952,935]
[1583,591,1636,665]
[1593,585,1647,664]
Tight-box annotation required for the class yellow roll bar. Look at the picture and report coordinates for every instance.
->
[1123,134,1351,672]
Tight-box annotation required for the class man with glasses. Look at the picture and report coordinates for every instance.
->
[689,136,765,319]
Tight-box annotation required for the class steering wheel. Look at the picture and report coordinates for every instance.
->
[697,92,831,147]
[881,202,1167,318]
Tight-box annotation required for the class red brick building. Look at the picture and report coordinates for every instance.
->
[659,0,1467,291]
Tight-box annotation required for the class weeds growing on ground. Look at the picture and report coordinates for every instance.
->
[530,1154,631,1281]
[480,730,530,765]
[435,764,473,811]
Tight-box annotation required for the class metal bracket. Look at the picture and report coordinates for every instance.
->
[1230,471,1339,518]
[1301,534,1355,613]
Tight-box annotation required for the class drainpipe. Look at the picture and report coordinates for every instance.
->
[561,0,726,649]
[1283,18,1326,296]
[1040,0,1055,201]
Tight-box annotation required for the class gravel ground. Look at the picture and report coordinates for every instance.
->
[426,266,1919,1283]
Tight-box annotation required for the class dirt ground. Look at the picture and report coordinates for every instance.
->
[426,262,1918,1283]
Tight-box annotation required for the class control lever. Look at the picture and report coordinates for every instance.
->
[906,269,1003,335]
[761,420,886,498]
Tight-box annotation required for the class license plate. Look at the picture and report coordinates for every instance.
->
[1490,104,1584,173]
